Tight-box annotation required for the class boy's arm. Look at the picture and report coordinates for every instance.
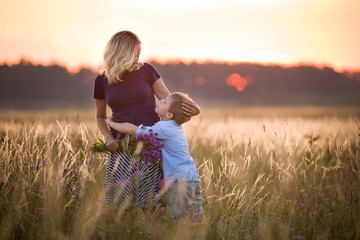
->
[107,118,138,135]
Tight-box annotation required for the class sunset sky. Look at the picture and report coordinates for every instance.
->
[1,0,359,71]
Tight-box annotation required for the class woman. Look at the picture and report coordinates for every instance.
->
[93,31,200,207]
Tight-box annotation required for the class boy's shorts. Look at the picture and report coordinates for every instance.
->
[166,180,203,217]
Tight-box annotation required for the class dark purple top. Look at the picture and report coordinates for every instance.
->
[93,63,161,139]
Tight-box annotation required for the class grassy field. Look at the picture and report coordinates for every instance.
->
[0,106,359,239]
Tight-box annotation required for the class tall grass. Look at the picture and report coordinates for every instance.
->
[0,107,359,239]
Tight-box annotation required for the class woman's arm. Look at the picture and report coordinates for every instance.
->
[152,77,171,100]
[107,118,139,135]
[152,78,201,117]
[94,99,119,152]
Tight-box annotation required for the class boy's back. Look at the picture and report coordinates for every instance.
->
[137,120,200,184]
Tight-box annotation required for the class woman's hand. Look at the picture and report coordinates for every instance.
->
[106,135,119,152]
[182,100,201,117]
[105,118,119,152]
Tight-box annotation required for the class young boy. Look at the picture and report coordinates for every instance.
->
[107,92,203,217]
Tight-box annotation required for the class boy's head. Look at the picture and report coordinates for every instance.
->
[155,92,193,125]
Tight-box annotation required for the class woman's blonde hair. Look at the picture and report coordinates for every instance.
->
[102,31,142,84]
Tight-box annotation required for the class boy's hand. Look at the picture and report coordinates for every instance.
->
[107,117,113,125]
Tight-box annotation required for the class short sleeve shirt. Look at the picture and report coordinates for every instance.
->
[136,120,200,184]
[93,63,161,139]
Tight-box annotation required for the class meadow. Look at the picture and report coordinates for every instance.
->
[0,106,359,240]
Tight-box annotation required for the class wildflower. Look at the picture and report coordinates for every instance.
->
[158,179,165,188]
[193,212,201,217]
[301,203,306,208]
[157,208,164,215]
[98,209,107,217]
[142,133,149,140]
[271,212,276,216]
[165,181,173,189]
[116,179,130,185]
[314,211,319,215]
[137,131,163,165]
[38,211,46,217]
[93,228,99,236]
[0,181,5,185]
[188,200,194,206]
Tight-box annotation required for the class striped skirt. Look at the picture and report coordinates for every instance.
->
[104,151,163,208]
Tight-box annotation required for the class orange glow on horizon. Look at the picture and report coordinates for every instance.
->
[0,58,101,74]
[1,57,360,75]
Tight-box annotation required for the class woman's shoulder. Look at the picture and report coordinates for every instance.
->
[140,62,160,82]
[141,62,158,72]
[95,71,106,79]
[94,72,108,84]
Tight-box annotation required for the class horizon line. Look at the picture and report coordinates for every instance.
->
[0,57,359,74]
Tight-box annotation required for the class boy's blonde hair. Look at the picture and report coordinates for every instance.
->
[102,31,142,84]
[168,92,194,125]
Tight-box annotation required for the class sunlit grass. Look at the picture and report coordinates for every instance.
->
[0,106,359,239]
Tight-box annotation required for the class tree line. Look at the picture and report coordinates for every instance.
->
[0,59,359,108]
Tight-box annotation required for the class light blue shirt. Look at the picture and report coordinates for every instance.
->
[136,120,200,184]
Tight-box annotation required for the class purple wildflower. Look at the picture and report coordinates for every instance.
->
[157,208,164,215]
[93,228,99,236]
[193,212,201,217]
[38,211,46,217]
[98,209,107,217]
[158,179,165,188]
[137,131,163,165]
